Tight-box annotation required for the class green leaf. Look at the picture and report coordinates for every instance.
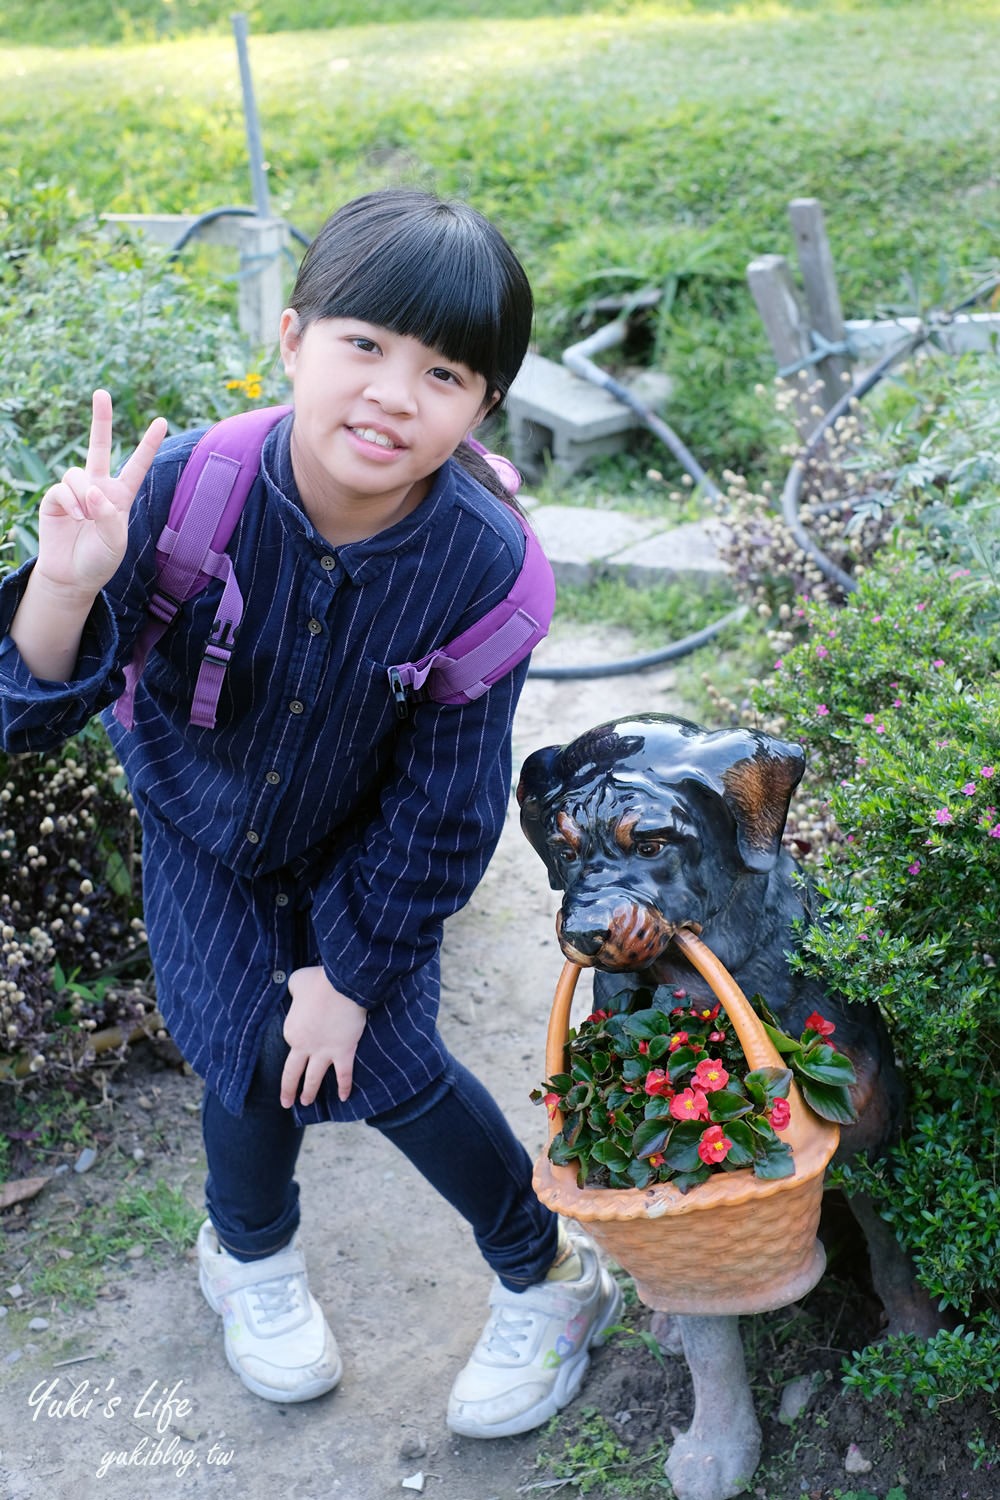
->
[760,1019,802,1056]
[799,1077,858,1124]
[662,1121,704,1172]
[621,1009,670,1040]
[721,1118,756,1167]
[590,1140,632,1171]
[632,1118,672,1159]
[646,1034,671,1061]
[745,1066,793,1104]
[667,1045,704,1082]
[707,1089,752,1121]
[671,1166,712,1194]
[794,1046,857,1086]
[752,1133,795,1179]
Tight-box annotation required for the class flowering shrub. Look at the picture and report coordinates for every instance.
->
[0,723,151,1080]
[533,987,855,1192]
[745,548,1000,1406]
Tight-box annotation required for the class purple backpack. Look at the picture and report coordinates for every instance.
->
[114,405,554,731]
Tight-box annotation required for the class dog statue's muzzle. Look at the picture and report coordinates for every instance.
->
[556,894,676,971]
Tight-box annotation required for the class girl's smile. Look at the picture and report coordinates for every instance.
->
[279,314,494,542]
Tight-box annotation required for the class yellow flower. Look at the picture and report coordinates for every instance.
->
[225,373,263,400]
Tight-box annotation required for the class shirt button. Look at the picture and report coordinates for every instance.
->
[266,770,281,785]
[320,555,336,570]
[307,619,322,636]
[246,829,260,845]
[275,893,289,907]
[289,700,304,715]
[272,969,287,985]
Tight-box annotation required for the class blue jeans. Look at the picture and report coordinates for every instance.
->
[201,1012,559,1292]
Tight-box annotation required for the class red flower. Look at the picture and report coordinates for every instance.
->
[670,1087,710,1121]
[804,1012,836,1037]
[586,1008,612,1024]
[708,1030,726,1044]
[769,1098,791,1131]
[647,1152,666,1169]
[542,1092,561,1122]
[644,1068,673,1097]
[693,1057,729,1093]
[689,1003,721,1021]
[638,1040,649,1055]
[697,1125,733,1165]
[668,1031,690,1052]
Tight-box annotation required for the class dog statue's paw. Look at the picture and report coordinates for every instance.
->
[664,1421,762,1500]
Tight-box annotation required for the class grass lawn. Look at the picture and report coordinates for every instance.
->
[2,1,998,477]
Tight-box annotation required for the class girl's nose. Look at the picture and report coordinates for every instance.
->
[363,364,418,415]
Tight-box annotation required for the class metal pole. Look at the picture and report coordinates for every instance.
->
[231,12,271,218]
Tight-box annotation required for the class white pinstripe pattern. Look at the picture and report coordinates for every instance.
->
[0,417,534,1121]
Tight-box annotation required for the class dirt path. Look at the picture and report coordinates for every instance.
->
[0,627,688,1500]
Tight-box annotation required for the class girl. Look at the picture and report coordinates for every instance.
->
[0,190,620,1438]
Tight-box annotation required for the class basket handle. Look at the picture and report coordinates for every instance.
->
[544,928,787,1090]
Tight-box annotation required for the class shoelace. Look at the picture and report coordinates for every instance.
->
[248,1273,302,1326]
[483,1306,536,1361]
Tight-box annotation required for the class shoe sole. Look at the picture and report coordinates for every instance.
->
[447,1271,624,1440]
[199,1262,342,1404]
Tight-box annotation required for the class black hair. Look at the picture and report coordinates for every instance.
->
[289,189,533,505]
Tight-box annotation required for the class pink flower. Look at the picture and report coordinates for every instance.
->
[647,1152,666,1169]
[670,1087,710,1122]
[934,809,953,825]
[982,767,995,779]
[804,1012,836,1037]
[816,704,830,717]
[875,724,886,734]
[668,1031,690,1053]
[769,1098,792,1131]
[697,1125,733,1165]
[893,698,903,707]
[916,602,927,612]
[543,1092,561,1121]
[693,1058,730,1093]
[773,659,784,670]
[908,861,921,875]
[990,825,1000,839]
[863,713,875,724]
[932,659,945,668]
[872,614,882,622]
[962,783,977,796]
[816,646,829,659]
[644,1068,673,1097]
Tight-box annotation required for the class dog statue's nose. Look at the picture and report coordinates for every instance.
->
[559,924,607,958]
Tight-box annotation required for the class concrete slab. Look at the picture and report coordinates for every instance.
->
[522,501,729,588]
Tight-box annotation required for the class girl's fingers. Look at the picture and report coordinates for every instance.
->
[115,415,168,502]
[85,389,114,480]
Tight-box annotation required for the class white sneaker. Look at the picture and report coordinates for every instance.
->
[197,1220,342,1403]
[447,1237,622,1438]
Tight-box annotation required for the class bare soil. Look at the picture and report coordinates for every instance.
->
[1,626,995,1500]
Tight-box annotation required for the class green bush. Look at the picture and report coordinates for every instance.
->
[746,560,1000,1403]
[0,184,285,1078]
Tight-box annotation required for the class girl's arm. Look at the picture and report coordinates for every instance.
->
[9,391,166,681]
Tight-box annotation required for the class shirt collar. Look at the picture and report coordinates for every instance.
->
[261,414,458,584]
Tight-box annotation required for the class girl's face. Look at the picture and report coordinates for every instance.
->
[279,314,494,526]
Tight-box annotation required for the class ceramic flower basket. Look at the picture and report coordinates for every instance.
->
[532,929,841,1315]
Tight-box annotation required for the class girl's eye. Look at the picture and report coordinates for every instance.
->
[351,336,380,354]
[430,367,461,385]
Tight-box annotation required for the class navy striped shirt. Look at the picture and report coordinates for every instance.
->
[0,415,531,1121]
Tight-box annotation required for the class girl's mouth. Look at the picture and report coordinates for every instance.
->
[348,426,402,451]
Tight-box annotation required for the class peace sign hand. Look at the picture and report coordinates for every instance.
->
[35,390,168,600]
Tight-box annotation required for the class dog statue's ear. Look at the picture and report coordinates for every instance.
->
[720,736,806,873]
[517,745,565,885]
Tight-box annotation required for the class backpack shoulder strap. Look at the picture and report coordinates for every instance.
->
[388,507,555,717]
[114,404,291,731]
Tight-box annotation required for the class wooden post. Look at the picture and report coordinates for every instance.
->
[236,216,289,350]
[746,253,816,437]
[788,197,851,410]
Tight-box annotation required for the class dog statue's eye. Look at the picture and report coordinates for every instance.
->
[635,838,667,858]
[553,844,578,864]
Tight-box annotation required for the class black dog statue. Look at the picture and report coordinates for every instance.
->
[518,714,938,1500]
